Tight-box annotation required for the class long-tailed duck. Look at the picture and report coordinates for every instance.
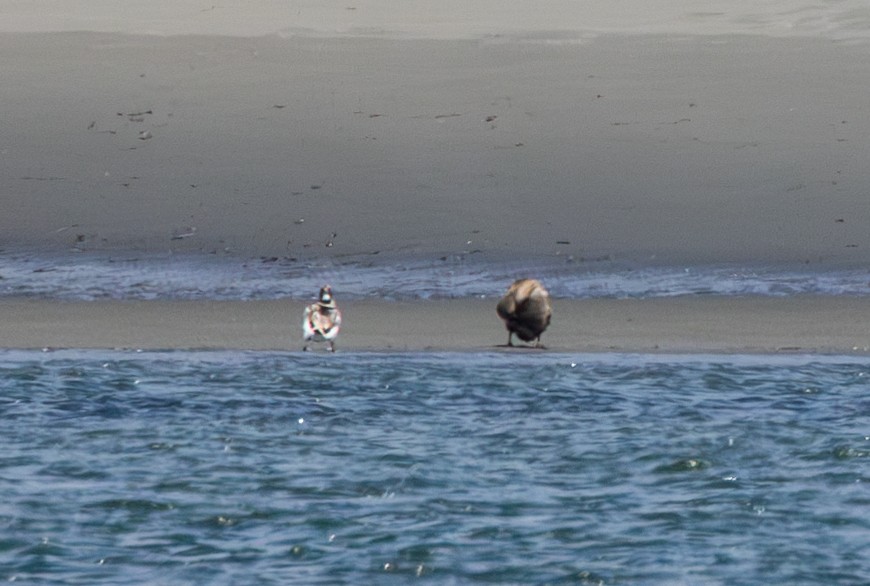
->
[496,278,552,348]
[303,285,342,352]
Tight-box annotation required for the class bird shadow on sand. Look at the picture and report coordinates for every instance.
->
[493,344,548,350]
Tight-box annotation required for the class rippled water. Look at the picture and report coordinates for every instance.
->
[2,350,868,584]
[3,249,870,300]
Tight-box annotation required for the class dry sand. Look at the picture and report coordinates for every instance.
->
[4,1,870,41]
[3,3,870,354]
[2,297,869,355]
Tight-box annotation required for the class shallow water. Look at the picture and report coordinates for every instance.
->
[2,350,867,584]
[2,249,870,300]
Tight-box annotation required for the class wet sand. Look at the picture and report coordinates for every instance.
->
[2,3,870,267]
[2,297,869,354]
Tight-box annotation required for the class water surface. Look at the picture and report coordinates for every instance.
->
[2,350,867,584]
[2,249,869,300]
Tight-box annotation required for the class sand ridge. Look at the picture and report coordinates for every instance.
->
[2,297,869,354]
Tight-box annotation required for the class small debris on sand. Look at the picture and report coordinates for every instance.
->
[171,227,197,240]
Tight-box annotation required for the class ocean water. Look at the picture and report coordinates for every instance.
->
[1,350,868,585]
[2,249,870,300]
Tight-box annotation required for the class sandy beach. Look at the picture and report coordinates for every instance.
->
[2,2,870,353]
[2,296,869,355]
[3,1,870,265]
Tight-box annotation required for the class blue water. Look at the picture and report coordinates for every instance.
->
[2,350,868,585]
[2,249,870,300]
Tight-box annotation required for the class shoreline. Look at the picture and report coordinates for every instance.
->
[2,296,869,355]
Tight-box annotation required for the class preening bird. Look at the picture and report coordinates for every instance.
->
[303,285,342,352]
[496,278,552,348]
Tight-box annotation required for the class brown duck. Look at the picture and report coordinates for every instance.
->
[496,278,552,348]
